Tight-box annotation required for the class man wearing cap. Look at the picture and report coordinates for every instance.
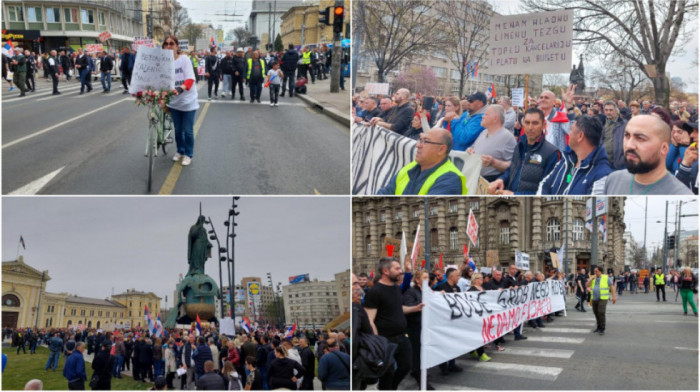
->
[488,108,560,195]
[63,342,87,390]
[377,127,468,195]
[601,115,693,195]
[280,44,299,98]
[445,91,488,151]
[675,121,698,194]
[231,48,247,100]
[92,340,115,390]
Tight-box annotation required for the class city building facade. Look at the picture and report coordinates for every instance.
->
[2,0,143,53]
[279,0,350,47]
[248,0,299,47]
[334,269,350,315]
[353,197,626,277]
[282,277,341,330]
[139,0,174,42]
[2,256,160,330]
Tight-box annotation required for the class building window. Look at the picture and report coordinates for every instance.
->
[90,310,94,316]
[366,235,372,256]
[450,69,461,81]
[380,211,386,222]
[98,310,102,317]
[470,201,479,211]
[8,6,24,22]
[545,197,562,201]
[500,221,510,244]
[395,211,403,220]
[432,67,447,78]
[365,212,371,223]
[80,309,85,316]
[413,206,420,218]
[573,218,584,241]
[99,11,106,25]
[430,228,439,247]
[64,8,78,23]
[130,301,132,307]
[547,218,561,241]
[449,201,458,213]
[81,9,95,24]
[27,7,42,22]
[430,204,438,216]
[449,227,458,249]
[3,294,20,307]
[572,196,585,201]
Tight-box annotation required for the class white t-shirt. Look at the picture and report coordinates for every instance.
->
[267,69,282,85]
[168,54,199,112]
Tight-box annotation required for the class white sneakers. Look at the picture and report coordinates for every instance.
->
[172,153,182,162]
[182,156,192,166]
[270,102,274,107]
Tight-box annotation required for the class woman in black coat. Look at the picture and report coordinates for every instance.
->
[267,346,305,390]
[92,342,115,390]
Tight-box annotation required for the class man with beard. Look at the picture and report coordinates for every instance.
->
[364,258,424,390]
[602,115,692,194]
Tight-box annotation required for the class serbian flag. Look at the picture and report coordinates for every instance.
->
[486,83,496,100]
[284,322,297,338]
[144,305,157,336]
[195,314,203,336]
[473,61,479,78]
[156,313,164,338]
[240,318,251,334]
[19,235,26,250]
[2,40,14,57]
[369,269,374,279]
[439,253,444,270]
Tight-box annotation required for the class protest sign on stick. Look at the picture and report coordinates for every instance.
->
[128,46,175,94]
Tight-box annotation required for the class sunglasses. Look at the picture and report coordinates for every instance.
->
[164,41,177,47]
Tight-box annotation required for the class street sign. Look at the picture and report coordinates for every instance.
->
[247,281,261,296]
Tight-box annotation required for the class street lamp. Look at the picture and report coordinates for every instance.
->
[225,197,241,323]
[204,217,228,319]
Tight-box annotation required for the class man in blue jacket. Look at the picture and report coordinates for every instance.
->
[120,47,134,94]
[63,342,86,390]
[449,91,487,151]
[45,331,64,371]
[488,108,560,195]
[192,336,212,381]
[538,115,612,195]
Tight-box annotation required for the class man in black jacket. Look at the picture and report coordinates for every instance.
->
[195,361,226,390]
[48,50,61,95]
[298,337,316,390]
[99,50,113,93]
[232,48,247,101]
[220,50,234,98]
[205,47,221,100]
[92,341,115,390]
[59,50,73,81]
[280,44,299,98]
[75,48,91,94]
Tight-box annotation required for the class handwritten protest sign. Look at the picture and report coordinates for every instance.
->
[99,31,112,42]
[486,250,499,267]
[128,46,175,94]
[515,250,530,270]
[85,44,103,54]
[511,88,525,107]
[421,279,566,369]
[179,39,189,51]
[133,36,155,52]
[364,83,390,95]
[487,9,574,75]
[467,209,479,246]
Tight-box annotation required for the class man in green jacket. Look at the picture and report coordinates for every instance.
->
[11,48,27,96]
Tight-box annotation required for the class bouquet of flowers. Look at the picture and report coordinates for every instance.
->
[134,88,176,108]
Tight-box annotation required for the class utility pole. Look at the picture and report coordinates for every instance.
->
[643,198,648,268]
[563,198,569,277]
[267,3,272,50]
[591,197,598,270]
[272,0,277,49]
[674,201,682,268]
[329,0,344,93]
[662,201,669,274]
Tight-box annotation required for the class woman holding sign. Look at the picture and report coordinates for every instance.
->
[163,35,199,167]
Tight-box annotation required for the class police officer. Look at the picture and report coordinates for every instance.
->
[654,267,667,302]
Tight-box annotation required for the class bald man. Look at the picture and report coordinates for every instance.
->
[537,86,574,152]
[370,88,415,136]
[601,115,692,195]
[377,127,467,195]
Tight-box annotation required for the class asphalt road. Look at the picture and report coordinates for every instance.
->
[373,290,699,390]
[2,77,349,195]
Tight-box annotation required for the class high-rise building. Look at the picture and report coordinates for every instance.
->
[282,276,342,329]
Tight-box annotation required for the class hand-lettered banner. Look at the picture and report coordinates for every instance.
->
[128,46,175,94]
[421,279,566,369]
[351,124,483,195]
[487,9,574,75]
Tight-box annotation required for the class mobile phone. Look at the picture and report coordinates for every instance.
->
[422,96,435,111]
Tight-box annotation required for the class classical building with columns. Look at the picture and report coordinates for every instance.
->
[352,197,626,276]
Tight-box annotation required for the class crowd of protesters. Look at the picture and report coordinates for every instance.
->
[3,324,350,390]
[354,85,698,196]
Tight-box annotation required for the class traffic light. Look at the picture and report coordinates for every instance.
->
[333,5,344,34]
[319,6,331,26]
[667,235,676,250]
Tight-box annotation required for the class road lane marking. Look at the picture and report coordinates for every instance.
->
[521,336,586,344]
[653,320,698,323]
[8,167,65,195]
[158,101,211,195]
[455,359,563,381]
[674,347,697,351]
[539,328,591,334]
[492,347,575,359]
[2,98,131,149]
[3,84,83,102]
[196,99,305,107]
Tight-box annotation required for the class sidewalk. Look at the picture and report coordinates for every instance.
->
[296,76,351,127]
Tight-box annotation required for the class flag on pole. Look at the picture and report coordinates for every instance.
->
[156,313,164,338]
[386,244,395,257]
[411,224,421,271]
[240,318,252,334]
[400,232,408,265]
[486,83,496,100]
[19,235,26,250]
[284,322,297,338]
[599,215,607,242]
[195,314,203,336]
[2,40,14,57]
[473,61,479,78]
[144,305,157,336]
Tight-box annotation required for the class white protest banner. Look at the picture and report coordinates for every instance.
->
[85,44,103,54]
[99,31,112,42]
[133,36,155,52]
[487,9,574,75]
[466,208,479,246]
[220,317,235,336]
[179,39,189,51]
[515,250,530,270]
[128,46,175,94]
[479,267,493,275]
[351,124,482,195]
[364,82,390,95]
[511,88,525,107]
[421,279,566,370]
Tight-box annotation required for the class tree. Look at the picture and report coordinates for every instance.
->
[433,1,491,98]
[274,34,283,53]
[233,27,253,48]
[391,66,438,95]
[181,24,203,46]
[521,0,698,107]
[171,0,191,37]
[589,60,650,103]
[542,74,570,94]
[353,0,444,82]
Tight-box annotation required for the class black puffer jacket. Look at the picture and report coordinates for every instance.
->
[281,49,299,73]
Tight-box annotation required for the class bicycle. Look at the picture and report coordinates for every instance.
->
[145,103,174,192]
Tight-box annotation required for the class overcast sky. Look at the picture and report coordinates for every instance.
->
[488,0,698,93]
[2,197,350,309]
[624,197,698,258]
[179,0,252,32]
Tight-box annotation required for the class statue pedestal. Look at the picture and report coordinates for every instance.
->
[165,273,219,327]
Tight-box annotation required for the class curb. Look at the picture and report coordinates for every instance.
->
[296,93,350,127]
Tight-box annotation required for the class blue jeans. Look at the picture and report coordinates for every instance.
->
[222,74,231,94]
[260,366,268,390]
[46,351,60,370]
[113,354,123,376]
[79,68,91,92]
[101,71,111,91]
[153,359,163,377]
[249,80,262,100]
[170,108,196,158]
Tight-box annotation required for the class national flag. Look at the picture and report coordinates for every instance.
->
[2,40,14,57]
[369,269,374,279]
[400,232,408,265]
[486,83,496,100]
[421,260,426,269]
[284,322,297,338]
[410,224,421,271]
[439,253,443,270]
[195,314,202,336]
[585,219,593,232]
[144,305,157,336]
[156,313,164,338]
[240,318,251,334]
[210,37,215,46]
[386,244,395,257]
[19,235,26,250]
[473,61,479,78]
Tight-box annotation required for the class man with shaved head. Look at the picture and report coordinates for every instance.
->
[377,127,468,195]
[370,88,415,136]
[537,87,573,152]
[601,115,692,194]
